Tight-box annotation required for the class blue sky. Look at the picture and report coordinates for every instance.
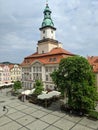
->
[0,0,98,63]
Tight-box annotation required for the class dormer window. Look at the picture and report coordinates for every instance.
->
[53,58,56,61]
[49,58,52,62]
[49,57,57,62]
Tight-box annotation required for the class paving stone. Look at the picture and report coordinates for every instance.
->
[53,118,75,130]
[16,115,36,126]
[8,102,21,107]
[64,114,82,123]
[0,121,21,130]
[41,114,60,124]
[80,117,98,129]
[71,124,93,130]
[26,120,49,130]
[31,104,42,109]
[45,125,61,130]
[15,104,29,110]
[40,107,53,113]
[7,111,26,120]
[18,126,30,130]
[0,106,7,117]
[0,100,13,106]
[31,110,47,118]
[22,107,37,114]
[51,110,66,117]
[0,116,12,126]
[0,88,98,130]
[6,107,17,115]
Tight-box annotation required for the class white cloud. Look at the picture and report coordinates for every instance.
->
[66,0,80,9]
[0,0,98,63]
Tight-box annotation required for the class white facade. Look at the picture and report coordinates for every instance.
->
[22,61,58,90]
[0,66,3,84]
[10,64,22,82]
[0,64,22,85]
[38,40,62,54]
[40,27,55,40]
[0,65,11,84]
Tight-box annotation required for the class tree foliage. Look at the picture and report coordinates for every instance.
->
[13,81,22,92]
[51,56,98,111]
[34,80,44,95]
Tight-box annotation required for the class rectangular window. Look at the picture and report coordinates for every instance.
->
[46,67,48,72]
[53,58,56,61]
[33,67,35,72]
[49,58,52,62]
[39,67,42,72]
[46,75,48,81]
[43,30,45,33]
[49,67,52,72]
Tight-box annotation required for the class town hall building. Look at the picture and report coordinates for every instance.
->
[21,3,75,90]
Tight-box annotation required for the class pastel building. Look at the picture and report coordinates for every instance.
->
[88,56,98,91]
[9,64,22,82]
[21,3,75,90]
[0,66,3,84]
[0,64,11,84]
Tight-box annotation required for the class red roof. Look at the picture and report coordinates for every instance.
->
[0,64,5,68]
[25,47,74,58]
[8,64,14,69]
[21,47,75,66]
[87,56,98,73]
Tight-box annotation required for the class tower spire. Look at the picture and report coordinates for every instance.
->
[40,2,55,28]
[39,2,56,40]
[46,0,48,5]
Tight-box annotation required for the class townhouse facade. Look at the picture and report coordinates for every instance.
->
[0,66,3,84]
[0,64,22,85]
[9,64,22,82]
[0,64,11,84]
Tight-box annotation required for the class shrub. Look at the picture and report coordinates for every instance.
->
[13,81,22,92]
[88,110,98,120]
[33,80,44,95]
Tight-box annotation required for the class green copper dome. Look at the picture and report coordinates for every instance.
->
[42,18,54,27]
[44,4,51,13]
[41,4,55,28]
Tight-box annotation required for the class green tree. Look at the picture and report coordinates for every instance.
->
[51,56,98,111]
[13,81,22,92]
[34,80,44,95]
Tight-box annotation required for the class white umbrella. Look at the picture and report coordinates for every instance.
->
[31,88,35,93]
[38,93,52,100]
[0,84,5,87]
[21,90,31,95]
[21,89,35,95]
[48,91,61,97]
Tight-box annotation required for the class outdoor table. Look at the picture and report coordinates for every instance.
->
[38,93,53,107]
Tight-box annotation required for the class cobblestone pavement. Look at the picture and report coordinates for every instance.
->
[0,88,98,130]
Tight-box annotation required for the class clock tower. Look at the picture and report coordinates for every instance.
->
[38,3,62,54]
